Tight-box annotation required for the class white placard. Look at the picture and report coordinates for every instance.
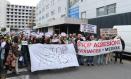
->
[80,24,97,33]
[21,41,28,45]
[29,44,79,72]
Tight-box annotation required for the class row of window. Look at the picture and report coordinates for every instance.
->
[7,8,35,12]
[7,19,35,22]
[7,12,33,15]
[6,16,34,18]
[81,3,116,18]
[7,25,25,28]
[7,22,27,24]
[97,3,116,16]
[38,6,62,21]
[7,5,35,9]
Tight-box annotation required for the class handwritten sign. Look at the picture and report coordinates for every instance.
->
[29,44,79,72]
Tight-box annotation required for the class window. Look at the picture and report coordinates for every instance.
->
[51,10,55,15]
[97,3,116,16]
[15,5,18,8]
[46,13,49,18]
[107,4,116,14]
[7,25,9,28]
[81,11,86,19]
[97,7,105,16]
[19,6,21,8]
[42,8,45,12]
[58,7,61,13]
[42,16,44,19]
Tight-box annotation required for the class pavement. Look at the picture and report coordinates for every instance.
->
[6,60,131,79]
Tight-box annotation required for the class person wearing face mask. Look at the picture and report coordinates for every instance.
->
[114,36,125,64]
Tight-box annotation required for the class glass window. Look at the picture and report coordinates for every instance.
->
[58,7,61,13]
[81,11,86,19]
[107,4,116,14]
[97,3,116,16]
[97,7,105,16]
[51,10,55,15]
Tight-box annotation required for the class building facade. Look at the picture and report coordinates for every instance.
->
[79,0,131,19]
[36,0,87,33]
[36,0,131,33]
[36,0,69,32]
[6,4,36,31]
[77,0,131,33]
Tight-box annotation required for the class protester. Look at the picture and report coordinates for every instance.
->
[60,32,68,44]
[21,36,30,67]
[114,36,125,64]
[105,37,111,64]
[87,35,96,66]
[51,34,60,44]
[0,31,125,77]
[0,37,6,75]
[12,43,19,74]
[97,35,106,65]
[75,34,84,65]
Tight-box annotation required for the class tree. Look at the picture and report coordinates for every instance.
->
[1,27,6,32]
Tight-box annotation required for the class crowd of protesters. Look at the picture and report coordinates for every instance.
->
[0,32,125,76]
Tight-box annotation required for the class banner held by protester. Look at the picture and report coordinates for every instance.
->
[29,44,79,72]
[78,39,122,56]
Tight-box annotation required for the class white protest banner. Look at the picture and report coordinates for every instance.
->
[80,24,97,34]
[77,39,122,56]
[29,44,79,72]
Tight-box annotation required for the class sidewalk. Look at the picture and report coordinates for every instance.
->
[6,75,29,79]
[6,68,29,79]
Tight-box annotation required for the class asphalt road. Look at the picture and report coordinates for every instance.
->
[6,60,131,79]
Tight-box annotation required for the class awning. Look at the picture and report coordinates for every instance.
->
[34,17,88,29]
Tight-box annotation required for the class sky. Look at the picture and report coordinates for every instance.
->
[7,0,40,6]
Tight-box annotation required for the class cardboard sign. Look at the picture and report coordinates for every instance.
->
[80,24,97,34]
[100,28,117,38]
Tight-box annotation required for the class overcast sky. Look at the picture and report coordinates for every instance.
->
[7,0,40,6]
